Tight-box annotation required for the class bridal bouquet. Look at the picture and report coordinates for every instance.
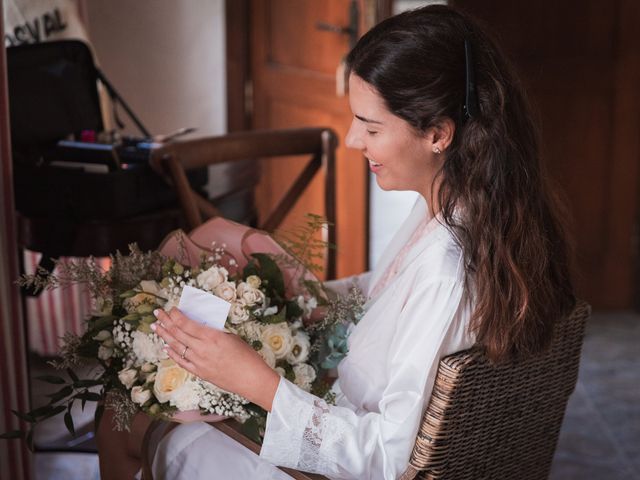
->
[7,216,364,444]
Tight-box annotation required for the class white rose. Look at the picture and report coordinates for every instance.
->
[293,363,316,391]
[196,266,228,291]
[229,303,250,324]
[237,282,265,307]
[285,331,311,365]
[153,359,191,403]
[257,346,277,369]
[246,275,262,289]
[131,386,152,405]
[260,323,293,360]
[98,345,114,361]
[214,282,236,302]
[141,362,156,373]
[118,368,138,389]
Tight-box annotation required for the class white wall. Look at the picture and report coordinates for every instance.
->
[85,0,226,139]
[369,0,447,268]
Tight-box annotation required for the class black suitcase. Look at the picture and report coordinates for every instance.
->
[7,39,207,221]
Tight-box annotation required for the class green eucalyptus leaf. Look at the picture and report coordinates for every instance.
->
[40,405,66,421]
[35,375,66,385]
[251,253,285,298]
[74,379,103,388]
[239,416,262,444]
[64,411,75,437]
[89,315,116,332]
[0,430,24,439]
[11,410,35,423]
[47,386,73,403]
[66,369,79,382]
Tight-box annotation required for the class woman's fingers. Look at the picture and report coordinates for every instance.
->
[152,309,202,356]
[164,341,198,374]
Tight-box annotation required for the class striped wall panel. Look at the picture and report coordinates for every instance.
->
[0,3,33,477]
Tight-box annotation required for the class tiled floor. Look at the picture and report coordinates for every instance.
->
[31,311,640,479]
[549,311,640,480]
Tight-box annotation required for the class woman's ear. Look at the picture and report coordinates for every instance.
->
[427,118,455,154]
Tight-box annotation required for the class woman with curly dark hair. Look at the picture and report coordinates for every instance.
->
[100,5,575,479]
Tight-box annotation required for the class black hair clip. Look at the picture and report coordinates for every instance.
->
[463,38,479,119]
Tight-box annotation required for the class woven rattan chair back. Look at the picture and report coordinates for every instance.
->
[400,300,591,480]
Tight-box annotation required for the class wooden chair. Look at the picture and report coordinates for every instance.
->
[149,127,338,279]
[140,300,590,480]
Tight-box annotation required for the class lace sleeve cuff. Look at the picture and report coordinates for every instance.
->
[260,376,327,470]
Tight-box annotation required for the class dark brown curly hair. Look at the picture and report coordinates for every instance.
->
[346,5,575,362]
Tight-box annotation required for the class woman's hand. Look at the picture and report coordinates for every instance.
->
[152,308,280,412]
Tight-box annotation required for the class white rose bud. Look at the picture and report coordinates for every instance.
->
[118,368,138,389]
[246,275,262,289]
[98,345,114,361]
[214,282,236,302]
[293,363,316,391]
[275,367,286,377]
[261,323,293,360]
[237,282,265,307]
[141,362,156,373]
[285,331,311,365]
[92,330,112,342]
[229,303,250,324]
[197,266,228,291]
[131,386,152,405]
[146,372,157,383]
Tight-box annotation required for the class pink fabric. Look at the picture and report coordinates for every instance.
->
[369,214,441,299]
[158,217,318,298]
[171,410,226,423]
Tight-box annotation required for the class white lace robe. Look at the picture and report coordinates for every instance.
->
[151,196,475,480]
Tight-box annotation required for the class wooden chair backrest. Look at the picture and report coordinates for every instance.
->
[150,127,338,278]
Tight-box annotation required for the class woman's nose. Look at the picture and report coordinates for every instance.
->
[345,122,364,150]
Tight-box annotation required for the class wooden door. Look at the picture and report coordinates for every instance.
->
[454,0,640,309]
[247,0,372,278]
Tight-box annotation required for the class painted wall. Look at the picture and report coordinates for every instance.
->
[85,0,226,139]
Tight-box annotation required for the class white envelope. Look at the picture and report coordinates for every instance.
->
[177,285,231,331]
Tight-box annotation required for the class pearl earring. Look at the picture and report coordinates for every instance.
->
[433,146,442,154]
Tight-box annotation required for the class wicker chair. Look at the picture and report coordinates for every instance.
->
[140,300,589,479]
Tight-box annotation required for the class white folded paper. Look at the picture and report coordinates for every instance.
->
[177,285,231,331]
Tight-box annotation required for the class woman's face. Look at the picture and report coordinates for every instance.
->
[345,74,441,200]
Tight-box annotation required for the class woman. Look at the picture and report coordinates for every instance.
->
[129,5,575,479]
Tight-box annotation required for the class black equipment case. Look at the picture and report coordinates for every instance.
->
[7,39,206,221]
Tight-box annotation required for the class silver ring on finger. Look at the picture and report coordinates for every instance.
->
[180,345,189,360]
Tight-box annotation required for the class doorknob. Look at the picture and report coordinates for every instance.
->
[315,0,359,49]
